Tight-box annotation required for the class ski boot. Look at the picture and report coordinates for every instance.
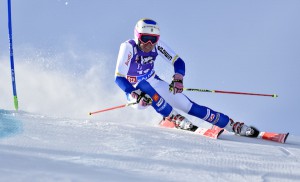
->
[225,119,259,137]
[166,110,197,131]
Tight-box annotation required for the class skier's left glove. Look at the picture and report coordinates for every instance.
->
[169,73,184,94]
[130,89,153,106]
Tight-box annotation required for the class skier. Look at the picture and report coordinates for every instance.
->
[115,18,259,137]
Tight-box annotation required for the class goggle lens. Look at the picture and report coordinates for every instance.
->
[138,34,159,44]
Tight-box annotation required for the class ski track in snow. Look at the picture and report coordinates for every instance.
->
[1,110,300,182]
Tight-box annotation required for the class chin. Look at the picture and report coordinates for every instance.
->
[140,43,155,53]
[143,46,155,53]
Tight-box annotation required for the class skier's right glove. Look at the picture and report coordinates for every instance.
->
[131,89,152,106]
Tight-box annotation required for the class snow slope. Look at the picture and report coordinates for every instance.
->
[0,110,299,182]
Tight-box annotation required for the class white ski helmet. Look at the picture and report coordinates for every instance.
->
[134,18,160,44]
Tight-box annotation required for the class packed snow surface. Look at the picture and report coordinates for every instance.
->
[0,110,299,182]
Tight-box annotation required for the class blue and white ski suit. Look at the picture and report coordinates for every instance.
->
[115,39,230,128]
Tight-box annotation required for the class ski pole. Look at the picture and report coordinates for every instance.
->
[183,88,278,98]
[7,0,19,110]
[89,102,137,115]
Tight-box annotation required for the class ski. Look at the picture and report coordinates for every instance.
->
[213,125,289,144]
[159,118,289,143]
[159,118,224,139]
[258,132,289,144]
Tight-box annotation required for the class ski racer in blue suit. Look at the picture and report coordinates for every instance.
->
[115,18,258,137]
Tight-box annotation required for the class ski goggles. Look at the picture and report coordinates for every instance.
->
[137,33,160,45]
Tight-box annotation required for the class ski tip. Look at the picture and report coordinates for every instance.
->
[260,131,290,144]
[284,133,289,143]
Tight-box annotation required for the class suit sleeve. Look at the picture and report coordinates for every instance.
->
[114,42,136,94]
[156,40,185,76]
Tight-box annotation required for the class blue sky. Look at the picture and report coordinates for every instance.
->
[1,0,300,135]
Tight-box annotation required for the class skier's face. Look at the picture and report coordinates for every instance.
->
[137,34,159,53]
[140,41,156,53]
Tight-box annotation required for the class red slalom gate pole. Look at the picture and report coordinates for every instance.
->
[183,88,278,98]
[89,102,137,115]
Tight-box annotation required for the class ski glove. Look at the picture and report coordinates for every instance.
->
[131,89,152,106]
[169,73,184,94]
